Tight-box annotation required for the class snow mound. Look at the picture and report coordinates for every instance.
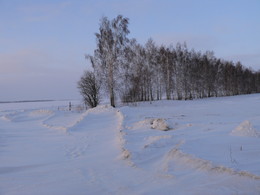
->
[231,120,259,137]
[132,118,172,131]
[121,148,131,159]
[131,119,152,130]
[151,118,171,131]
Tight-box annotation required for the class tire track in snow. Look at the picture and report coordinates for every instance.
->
[119,111,260,181]
[60,106,179,194]
[65,136,89,159]
[59,106,145,194]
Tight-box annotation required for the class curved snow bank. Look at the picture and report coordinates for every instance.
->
[115,109,133,163]
[116,110,131,159]
[50,105,115,133]
[43,123,67,131]
[144,135,172,148]
[1,109,54,122]
[43,105,114,132]
[231,120,259,137]
[1,114,12,121]
[1,111,24,122]
[132,118,172,131]
[44,112,87,132]
[89,105,115,114]
[162,146,260,180]
[115,110,125,145]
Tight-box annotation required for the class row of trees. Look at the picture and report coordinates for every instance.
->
[78,15,260,108]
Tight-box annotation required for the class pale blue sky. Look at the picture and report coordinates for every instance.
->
[1,0,260,101]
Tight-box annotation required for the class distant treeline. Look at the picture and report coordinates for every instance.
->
[80,15,260,107]
[120,40,260,102]
[0,100,54,104]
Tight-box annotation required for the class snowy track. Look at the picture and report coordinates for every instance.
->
[0,106,169,194]
[1,95,260,194]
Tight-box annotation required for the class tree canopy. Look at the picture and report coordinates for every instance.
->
[82,15,260,106]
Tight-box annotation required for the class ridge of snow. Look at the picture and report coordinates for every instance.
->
[231,120,259,137]
[1,95,260,194]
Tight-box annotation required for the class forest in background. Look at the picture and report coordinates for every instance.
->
[79,15,260,107]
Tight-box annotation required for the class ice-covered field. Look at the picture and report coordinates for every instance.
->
[0,95,260,195]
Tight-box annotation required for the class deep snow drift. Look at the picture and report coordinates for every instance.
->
[0,95,260,194]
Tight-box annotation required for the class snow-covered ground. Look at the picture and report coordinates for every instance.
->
[0,95,260,194]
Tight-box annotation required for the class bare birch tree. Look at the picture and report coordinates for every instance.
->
[88,15,129,107]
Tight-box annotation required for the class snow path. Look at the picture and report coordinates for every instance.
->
[63,107,179,195]
[1,95,260,194]
[0,107,173,195]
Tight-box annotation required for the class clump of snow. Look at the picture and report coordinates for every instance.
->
[231,120,259,137]
[131,118,172,131]
[131,119,152,130]
[151,118,171,131]
[121,148,131,159]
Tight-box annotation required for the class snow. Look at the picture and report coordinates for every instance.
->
[0,94,260,194]
[151,118,171,131]
[130,118,172,131]
[231,120,259,137]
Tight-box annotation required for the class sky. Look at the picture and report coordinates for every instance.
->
[1,0,260,101]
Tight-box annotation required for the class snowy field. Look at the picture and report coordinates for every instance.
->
[0,94,260,195]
